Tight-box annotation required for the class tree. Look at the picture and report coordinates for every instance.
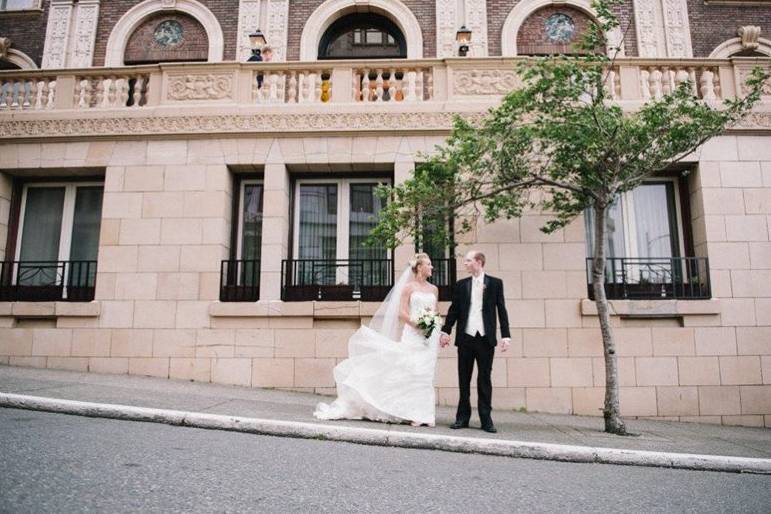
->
[369,0,769,435]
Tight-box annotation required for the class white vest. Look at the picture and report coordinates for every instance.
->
[465,273,485,337]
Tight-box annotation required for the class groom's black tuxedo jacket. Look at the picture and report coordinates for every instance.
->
[441,274,511,347]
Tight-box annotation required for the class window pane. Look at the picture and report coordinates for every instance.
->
[585,201,624,258]
[349,184,387,286]
[241,184,263,260]
[18,187,65,285]
[632,183,677,258]
[299,184,338,284]
[67,186,103,288]
[3,0,37,10]
[69,187,103,262]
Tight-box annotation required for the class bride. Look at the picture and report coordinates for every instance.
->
[313,253,441,426]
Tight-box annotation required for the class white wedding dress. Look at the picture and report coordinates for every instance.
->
[313,290,440,425]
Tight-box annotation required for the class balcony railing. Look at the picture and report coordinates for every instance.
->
[1,57,765,115]
[585,257,711,300]
[280,258,456,302]
[281,259,394,301]
[220,259,260,302]
[0,260,97,302]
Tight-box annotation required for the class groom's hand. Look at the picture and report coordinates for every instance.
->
[440,332,451,347]
[500,338,511,352]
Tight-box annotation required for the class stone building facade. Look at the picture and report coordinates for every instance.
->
[0,0,770,427]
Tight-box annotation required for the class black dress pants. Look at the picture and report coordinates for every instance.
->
[455,332,495,424]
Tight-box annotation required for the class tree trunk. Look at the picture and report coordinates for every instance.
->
[591,203,627,435]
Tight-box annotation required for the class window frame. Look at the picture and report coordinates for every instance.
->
[14,180,104,266]
[292,177,392,283]
[235,178,264,261]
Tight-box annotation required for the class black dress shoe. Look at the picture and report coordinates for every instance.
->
[450,420,469,429]
[481,423,497,433]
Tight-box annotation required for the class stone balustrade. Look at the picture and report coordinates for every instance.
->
[0,57,767,115]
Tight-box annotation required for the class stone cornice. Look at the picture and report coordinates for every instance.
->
[0,111,488,140]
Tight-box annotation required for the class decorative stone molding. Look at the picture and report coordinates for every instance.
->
[41,0,73,69]
[464,0,488,58]
[737,25,761,51]
[633,0,693,58]
[501,0,625,57]
[435,0,457,58]
[166,73,234,101]
[0,112,486,140]
[69,0,101,68]
[710,35,771,58]
[265,0,289,63]
[453,69,520,95]
[104,0,225,66]
[0,38,10,59]
[41,0,101,69]
[299,0,424,60]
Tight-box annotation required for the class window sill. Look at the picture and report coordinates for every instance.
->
[580,298,721,318]
[209,300,451,318]
[0,301,100,318]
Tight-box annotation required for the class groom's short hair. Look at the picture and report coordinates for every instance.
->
[473,251,486,266]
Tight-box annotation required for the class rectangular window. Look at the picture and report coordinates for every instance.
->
[220,179,263,301]
[583,177,709,299]
[292,178,389,288]
[7,181,103,300]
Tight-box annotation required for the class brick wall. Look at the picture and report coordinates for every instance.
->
[92,0,240,66]
[286,0,435,60]
[487,0,638,57]
[0,0,50,67]
[124,12,209,64]
[687,0,771,57]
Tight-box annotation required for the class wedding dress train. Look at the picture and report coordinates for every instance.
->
[313,290,440,425]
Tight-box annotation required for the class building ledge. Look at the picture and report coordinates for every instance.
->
[209,300,451,319]
[0,301,101,318]
[580,298,721,318]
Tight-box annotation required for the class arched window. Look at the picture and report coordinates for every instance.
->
[0,59,21,70]
[318,13,407,59]
[516,6,597,55]
[123,11,209,65]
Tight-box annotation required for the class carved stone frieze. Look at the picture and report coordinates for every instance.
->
[435,0,458,58]
[42,1,74,69]
[464,0,488,58]
[167,74,234,101]
[634,0,692,58]
[70,0,100,68]
[266,0,289,62]
[237,0,262,62]
[453,70,520,95]
[662,0,693,57]
[0,112,487,140]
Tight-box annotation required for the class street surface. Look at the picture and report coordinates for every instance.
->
[1,409,769,513]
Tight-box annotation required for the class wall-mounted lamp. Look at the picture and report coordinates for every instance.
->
[456,25,472,57]
[248,28,267,61]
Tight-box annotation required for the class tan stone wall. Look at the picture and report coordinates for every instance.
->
[0,134,769,428]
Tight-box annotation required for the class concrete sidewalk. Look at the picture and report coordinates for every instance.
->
[2,365,770,473]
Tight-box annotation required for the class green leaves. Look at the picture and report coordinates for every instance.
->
[366,0,769,251]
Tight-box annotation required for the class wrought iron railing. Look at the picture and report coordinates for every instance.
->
[585,257,711,300]
[0,260,97,302]
[220,259,260,302]
[280,258,456,302]
[281,259,394,301]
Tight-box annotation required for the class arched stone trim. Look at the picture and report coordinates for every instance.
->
[709,37,771,58]
[4,49,38,69]
[299,0,423,61]
[501,0,624,57]
[104,0,224,66]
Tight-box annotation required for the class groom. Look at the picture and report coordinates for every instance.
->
[440,251,511,433]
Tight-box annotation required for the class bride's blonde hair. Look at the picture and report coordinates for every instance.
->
[409,253,430,274]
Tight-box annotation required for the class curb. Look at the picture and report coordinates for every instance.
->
[2,392,770,474]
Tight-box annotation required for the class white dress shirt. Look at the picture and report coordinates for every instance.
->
[465,272,485,337]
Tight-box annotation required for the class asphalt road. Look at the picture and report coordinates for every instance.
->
[1,409,769,514]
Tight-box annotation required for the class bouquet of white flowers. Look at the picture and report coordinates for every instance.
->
[415,307,442,341]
